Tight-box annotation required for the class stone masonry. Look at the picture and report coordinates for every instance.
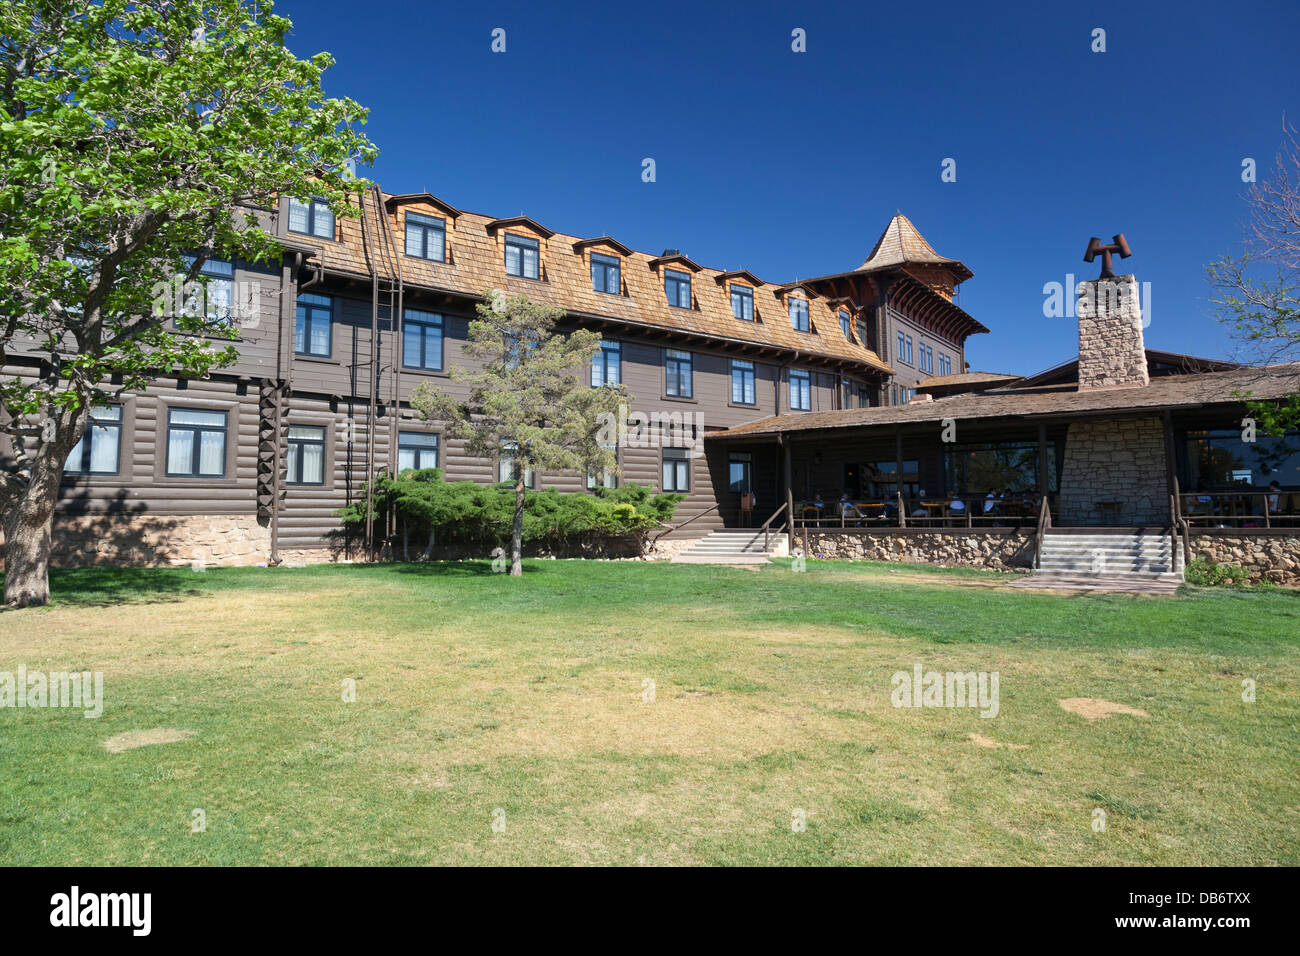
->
[1189,533,1300,586]
[804,530,1035,570]
[0,514,275,569]
[1077,274,1149,389]
[1059,416,1168,526]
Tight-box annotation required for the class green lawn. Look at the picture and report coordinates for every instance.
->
[1,559,1297,865]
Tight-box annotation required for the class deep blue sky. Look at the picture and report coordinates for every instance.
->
[280,0,1298,376]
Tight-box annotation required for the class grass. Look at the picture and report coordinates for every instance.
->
[1,558,1297,865]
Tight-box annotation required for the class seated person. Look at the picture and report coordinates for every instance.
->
[983,489,1000,516]
[1259,481,1282,516]
[949,495,967,517]
[838,492,864,525]
[912,489,930,518]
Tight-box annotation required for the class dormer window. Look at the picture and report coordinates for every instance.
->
[840,309,852,340]
[505,234,540,279]
[405,212,446,261]
[789,297,809,332]
[665,269,691,309]
[731,284,754,321]
[288,197,334,240]
[591,252,620,294]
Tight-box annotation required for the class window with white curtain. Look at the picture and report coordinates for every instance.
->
[166,408,227,477]
[64,404,122,475]
[286,425,326,485]
[397,431,439,472]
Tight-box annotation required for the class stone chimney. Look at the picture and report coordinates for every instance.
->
[1076,274,1148,389]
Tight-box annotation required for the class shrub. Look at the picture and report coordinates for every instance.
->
[337,469,683,558]
[1185,557,1253,587]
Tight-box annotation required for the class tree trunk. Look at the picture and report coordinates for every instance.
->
[421,527,436,561]
[3,406,88,609]
[510,475,525,576]
[2,497,54,608]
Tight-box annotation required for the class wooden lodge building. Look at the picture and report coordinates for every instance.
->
[5,185,1300,582]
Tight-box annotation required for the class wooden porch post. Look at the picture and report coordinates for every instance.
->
[895,427,904,519]
[1162,409,1177,524]
[782,434,795,552]
[1037,422,1048,511]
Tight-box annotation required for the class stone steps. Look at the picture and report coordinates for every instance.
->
[671,530,783,565]
[1037,531,1183,580]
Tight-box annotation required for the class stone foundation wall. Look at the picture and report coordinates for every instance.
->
[1189,533,1300,586]
[804,530,1035,570]
[1059,416,1168,526]
[0,514,282,569]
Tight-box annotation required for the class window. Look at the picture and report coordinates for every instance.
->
[295,293,332,357]
[840,310,852,339]
[181,256,234,326]
[286,425,326,485]
[591,252,620,294]
[939,354,952,376]
[664,269,691,309]
[397,431,439,472]
[166,408,227,478]
[841,378,853,408]
[864,459,921,499]
[65,404,122,475]
[905,336,914,365]
[789,370,811,411]
[591,340,621,387]
[288,197,334,239]
[857,318,868,347]
[896,331,906,364]
[587,443,618,490]
[404,212,446,262]
[498,441,533,487]
[858,386,871,408]
[728,452,752,494]
[919,344,933,374]
[662,447,690,492]
[730,284,754,321]
[731,360,756,405]
[402,309,444,371]
[789,297,809,332]
[944,441,1062,495]
[665,348,693,398]
[504,234,540,279]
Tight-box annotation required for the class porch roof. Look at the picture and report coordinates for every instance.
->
[706,362,1300,440]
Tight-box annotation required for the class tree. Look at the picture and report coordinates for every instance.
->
[409,292,627,576]
[0,0,375,607]
[1207,118,1300,433]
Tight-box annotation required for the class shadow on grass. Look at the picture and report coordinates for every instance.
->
[32,567,205,609]
[388,560,540,577]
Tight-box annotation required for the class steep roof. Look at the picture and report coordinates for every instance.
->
[857,213,973,281]
[306,191,894,373]
[707,363,1300,439]
[915,371,1023,396]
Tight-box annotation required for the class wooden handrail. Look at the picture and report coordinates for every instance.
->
[1033,494,1051,569]
[653,501,720,544]
[760,501,789,553]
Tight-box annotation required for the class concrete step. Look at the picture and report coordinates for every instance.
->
[1034,569,1185,583]
[671,553,772,565]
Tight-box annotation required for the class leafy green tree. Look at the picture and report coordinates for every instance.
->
[1208,119,1300,433]
[409,292,627,576]
[0,0,375,607]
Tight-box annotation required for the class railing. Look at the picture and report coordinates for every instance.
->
[1178,491,1294,528]
[791,494,1055,531]
[652,502,719,544]
[760,501,789,554]
[1033,493,1052,570]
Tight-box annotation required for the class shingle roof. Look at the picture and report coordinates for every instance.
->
[708,363,1300,439]
[857,213,973,280]
[305,192,895,373]
[916,371,1023,391]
